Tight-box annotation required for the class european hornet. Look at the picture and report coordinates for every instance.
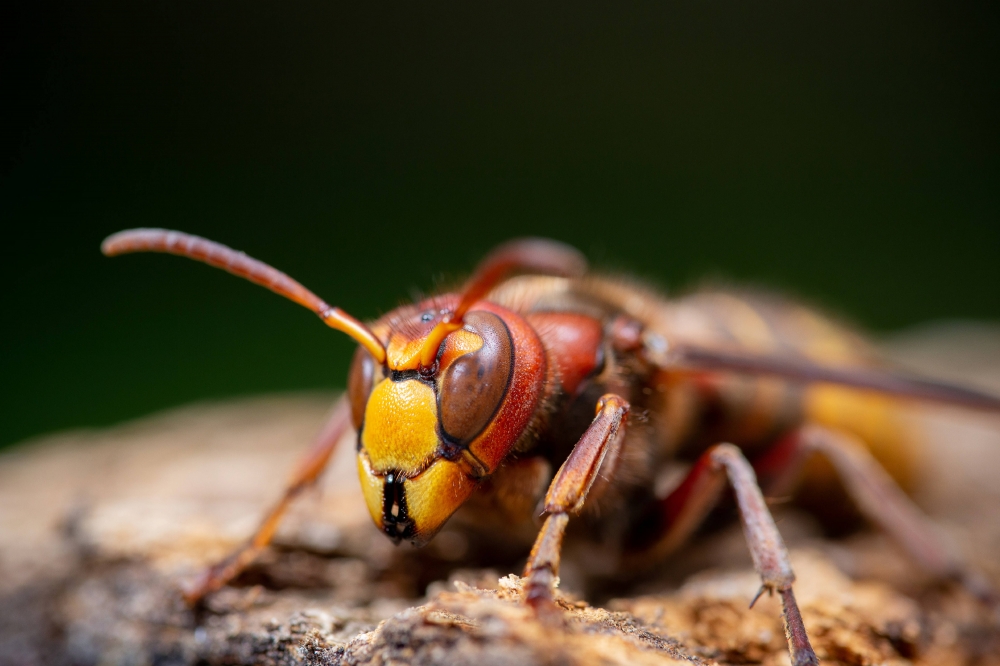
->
[103,229,1000,666]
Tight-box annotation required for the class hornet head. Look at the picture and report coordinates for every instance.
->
[348,297,545,545]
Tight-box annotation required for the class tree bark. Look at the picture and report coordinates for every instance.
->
[2,326,999,665]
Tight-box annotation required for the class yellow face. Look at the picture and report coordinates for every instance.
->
[356,376,480,544]
[348,310,516,545]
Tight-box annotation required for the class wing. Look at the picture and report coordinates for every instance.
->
[669,345,1000,412]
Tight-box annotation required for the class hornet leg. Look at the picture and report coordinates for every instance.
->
[523,394,630,612]
[758,423,996,604]
[628,444,819,666]
[183,398,352,605]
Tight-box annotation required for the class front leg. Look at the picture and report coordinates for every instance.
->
[523,394,630,610]
[183,398,351,605]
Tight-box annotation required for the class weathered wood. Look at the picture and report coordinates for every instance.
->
[2,327,999,665]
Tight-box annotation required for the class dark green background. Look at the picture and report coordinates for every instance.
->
[3,2,998,449]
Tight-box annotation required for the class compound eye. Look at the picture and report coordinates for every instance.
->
[347,346,376,429]
[437,311,514,446]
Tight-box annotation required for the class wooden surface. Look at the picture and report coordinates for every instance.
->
[2,324,999,665]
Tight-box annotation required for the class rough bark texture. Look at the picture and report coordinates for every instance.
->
[2,324,999,665]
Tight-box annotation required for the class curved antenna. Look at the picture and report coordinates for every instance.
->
[419,238,587,367]
[102,228,386,364]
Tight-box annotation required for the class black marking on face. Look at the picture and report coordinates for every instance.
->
[389,368,437,389]
[389,369,420,383]
[382,472,415,544]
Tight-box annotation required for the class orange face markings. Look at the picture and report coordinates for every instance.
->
[356,453,386,530]
[438,329,485,369]
[401,459,480,544]
[361,378,441,475]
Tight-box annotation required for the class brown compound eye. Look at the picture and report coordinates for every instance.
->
[347,345,376,429]
[437,311,514,447]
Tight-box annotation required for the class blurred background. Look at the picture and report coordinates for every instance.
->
[2,2,998,450]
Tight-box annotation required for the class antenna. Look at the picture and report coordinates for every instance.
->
[102,228,387,364]
[418,238,587,367]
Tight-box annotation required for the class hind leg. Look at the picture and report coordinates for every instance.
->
[756,423,995,603]
[625,443,819,666]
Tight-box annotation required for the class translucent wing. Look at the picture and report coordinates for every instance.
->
[670,345,1000,412]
